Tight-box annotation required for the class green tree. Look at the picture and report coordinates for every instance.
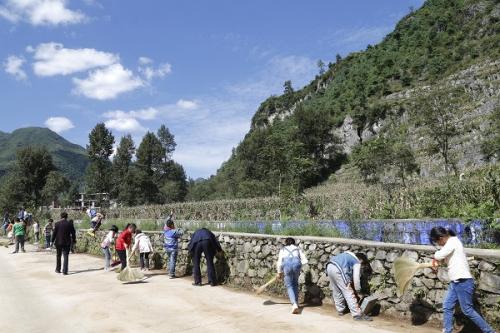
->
[0,175,26,212]
[16,146,55,206]
[85,123,115,193]
[159,161,187,202]
[60,183,80,208]
[317,59,326,75]
[283,80,295,108]
[157,125,176,162]
[136,132,164,203]
[118,166,143,206]
[111,135,135,199]
[352,132,419,187]
[42,171,70,206]
[416,87,470,175]
[283,80,294,95]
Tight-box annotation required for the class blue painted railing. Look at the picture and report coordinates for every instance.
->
[174,219,497,246]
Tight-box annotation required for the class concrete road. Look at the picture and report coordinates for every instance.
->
[0,243,440,333]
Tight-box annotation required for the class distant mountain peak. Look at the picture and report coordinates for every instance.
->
[0,127,88,181]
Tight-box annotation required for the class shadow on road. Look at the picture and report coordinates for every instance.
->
[69,268,103,275]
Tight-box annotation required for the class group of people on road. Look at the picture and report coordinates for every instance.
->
[98,213,220,287]
[2,207,34,253]
[2,208,496,332]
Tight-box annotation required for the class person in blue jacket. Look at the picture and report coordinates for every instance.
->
[188,228,222,286]
[163,219,184,279]
[326,251,372,321]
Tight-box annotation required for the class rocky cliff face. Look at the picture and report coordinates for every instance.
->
[328,60,499,178]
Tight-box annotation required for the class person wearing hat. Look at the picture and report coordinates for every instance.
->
[101,225,119,271]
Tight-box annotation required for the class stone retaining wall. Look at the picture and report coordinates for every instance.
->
[76,230,500,330]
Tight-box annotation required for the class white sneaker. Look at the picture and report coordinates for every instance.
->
[292,303,300,314]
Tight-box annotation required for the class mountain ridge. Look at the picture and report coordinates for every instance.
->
[0,127,89,182]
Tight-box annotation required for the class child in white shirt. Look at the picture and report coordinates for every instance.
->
[276,237,308,314]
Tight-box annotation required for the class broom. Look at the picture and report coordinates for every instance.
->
[117,249,145,283]
[255,274,280,295]
[393,257,434,295]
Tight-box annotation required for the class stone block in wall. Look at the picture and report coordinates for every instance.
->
[483,295,500,306]
[243,242,253,253]
[261,245,271,257]
[421,278,435,289]
[423,268,437,279]
[437,269,450,283]
[402,250,419,261]
[237,260,249,274]
[479,271,500,294]
[478,260,496,272]
[316,272,329,288]
[386,251,399,263]
[375,287,394,300]
[375,250,387,260]
[371,260,385,274]
[366,250,375,260]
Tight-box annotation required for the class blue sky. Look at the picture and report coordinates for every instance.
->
[0,0,424,179]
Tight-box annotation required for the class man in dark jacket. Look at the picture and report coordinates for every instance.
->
[188,228,222,286]
[51,212,76,275]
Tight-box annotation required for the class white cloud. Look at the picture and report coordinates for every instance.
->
[32,42,118,76]
[44,116,74,133]
[0,0,85,26]
[176,99,198,110]
[138,61,172,81]
[228,55,317,100]
[102,107,160,133]
[3,55,27,80]
[104,107,159,121]
[339,26,393,45]
[319,25,393,52]
[72,63,143,100]
[104,117,145,133]
[138,56,152,65]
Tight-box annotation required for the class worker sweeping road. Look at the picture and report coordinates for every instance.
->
[430,227,497,333]
[131,229,154,271]
[326,251,372,321]
[188,228,222,286]
[115,223,136,270]
[101,225,118,271]
[276,237,308,314]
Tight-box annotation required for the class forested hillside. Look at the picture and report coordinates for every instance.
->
[188,0,500,201]
[0,127,88,181]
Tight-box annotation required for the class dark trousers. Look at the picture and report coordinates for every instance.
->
[192,240,216,285]
[117,249,127,269]
[14,235,25,252]
[56,245,70,274]
[139,252,150,269]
